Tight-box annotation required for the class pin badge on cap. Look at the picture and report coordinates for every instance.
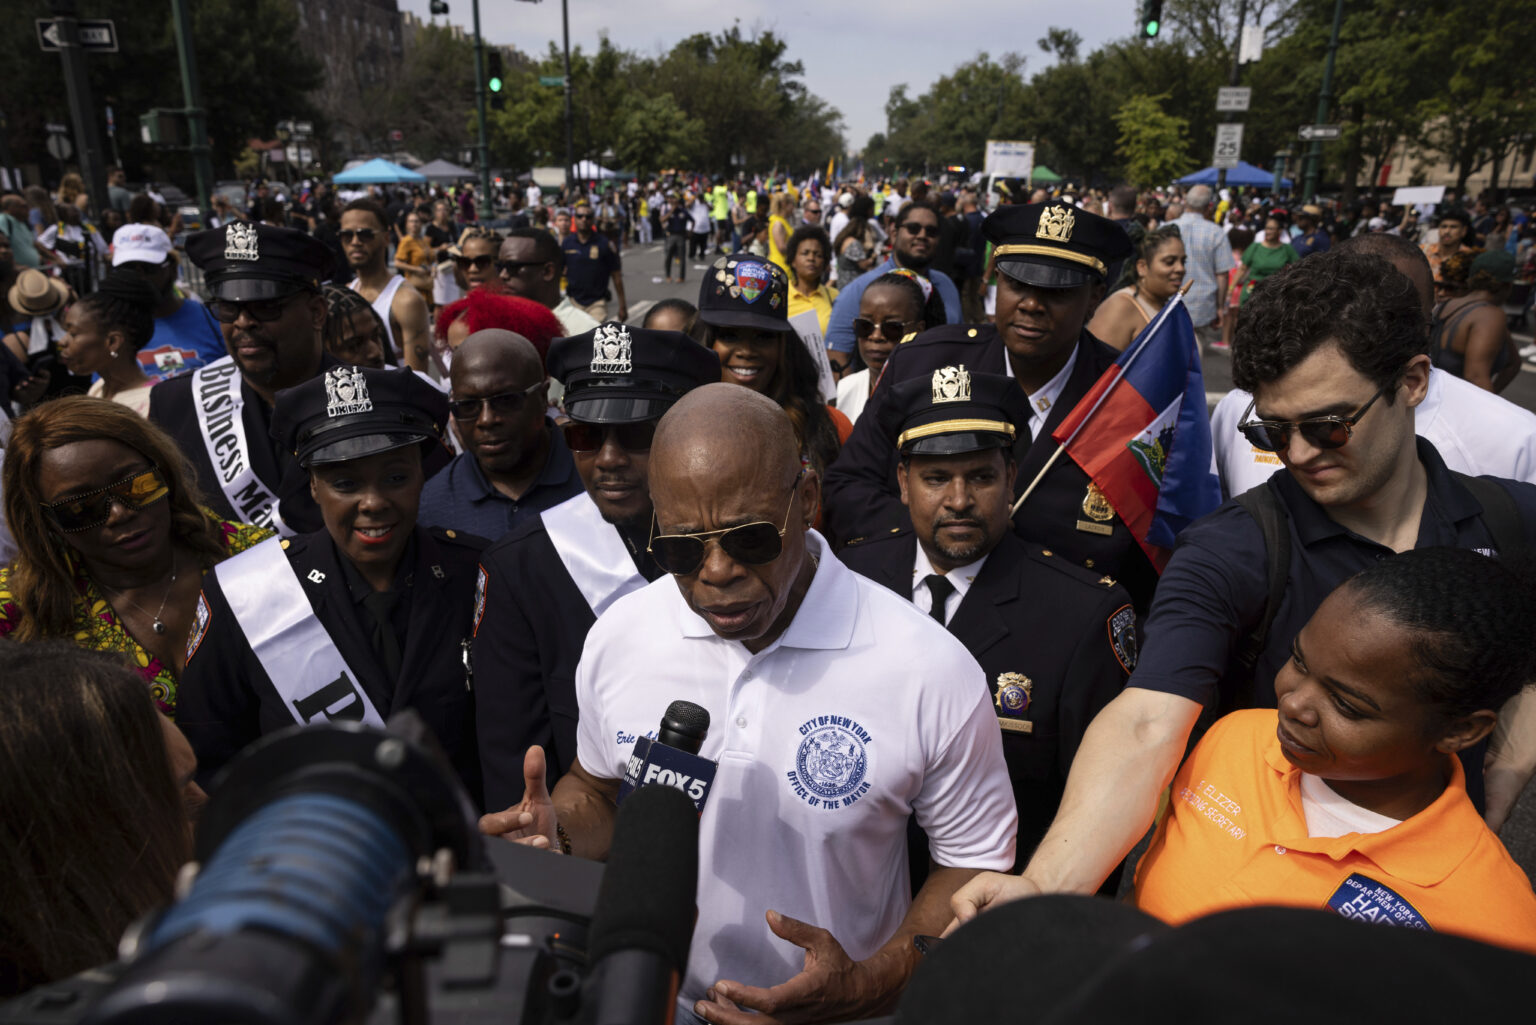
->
[736,260,771,304]
[1037,205,1075,242]
[590,323,633,374]
[931,365,971,404]
[225,222,260,261]
[325,366,373,417]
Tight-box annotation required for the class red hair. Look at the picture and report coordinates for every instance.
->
[434,286,566,368]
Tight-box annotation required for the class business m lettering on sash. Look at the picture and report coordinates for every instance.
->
[292,672,369,723]
[197,363,246,485]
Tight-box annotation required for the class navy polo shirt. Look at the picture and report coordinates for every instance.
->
[1131,438,1536,712]
[417,424,583,543]
[560,231,621,306]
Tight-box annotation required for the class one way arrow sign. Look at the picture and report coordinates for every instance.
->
[36,19,119,53]
[1298,124,1342,142]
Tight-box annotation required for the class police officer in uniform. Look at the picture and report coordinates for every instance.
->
[823,201,1159,608]
[472,323,720,809]
[840,365,1136,864]
[150,222,337,535]
[178,365,486,801]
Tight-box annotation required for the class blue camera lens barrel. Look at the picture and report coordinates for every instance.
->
[145,792,413,958]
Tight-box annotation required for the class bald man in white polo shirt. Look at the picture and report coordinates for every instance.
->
[481,383,1017,1024]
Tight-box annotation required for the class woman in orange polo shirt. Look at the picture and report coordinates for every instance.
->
[1135,547,1536,954]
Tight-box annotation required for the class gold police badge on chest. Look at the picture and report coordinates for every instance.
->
[1077,482,1115,536]
[995,672,1033,734]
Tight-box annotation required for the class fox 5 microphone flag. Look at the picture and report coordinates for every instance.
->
[1049,293,1221,570]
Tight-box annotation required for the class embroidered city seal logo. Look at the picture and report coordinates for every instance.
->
[931,365,971,404]
[224,221,260,261]
[590,322,633,374]
[325,365,373,417]
[736,260,771,304]
[788,715,873,809]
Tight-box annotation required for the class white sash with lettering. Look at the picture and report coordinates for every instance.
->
[541,492,647,618]
[215,537,385,728]
[192,356,289,536]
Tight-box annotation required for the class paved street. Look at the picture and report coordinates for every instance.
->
[617,237,1536,881]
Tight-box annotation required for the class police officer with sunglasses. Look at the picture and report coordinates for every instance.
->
[949,247,1536,927]
[471,323,719,809]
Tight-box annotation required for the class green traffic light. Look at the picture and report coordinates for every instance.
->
[489,76,503,92]
[1145,20,1159,36]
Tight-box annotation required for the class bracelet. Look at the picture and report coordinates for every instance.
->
[555,822,573,856]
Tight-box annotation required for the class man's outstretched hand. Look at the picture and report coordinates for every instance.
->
[478,745,560,851]
[941,872,1042,936]
[693,910,898,1024]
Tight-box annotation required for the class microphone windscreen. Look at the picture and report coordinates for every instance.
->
[663,700,711,737]
[586,782,699,972]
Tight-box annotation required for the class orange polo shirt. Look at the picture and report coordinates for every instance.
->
[1135,709,1536,955]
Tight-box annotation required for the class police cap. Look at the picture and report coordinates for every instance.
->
[272,365,448,468]
[877,364,1032,456]
[548,322,720,424]
[983,200,1133,289]
[696,253,789,333]
[185,222,334,301]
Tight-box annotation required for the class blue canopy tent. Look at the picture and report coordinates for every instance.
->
[332,158,425,184]
[1176,161,1291,189]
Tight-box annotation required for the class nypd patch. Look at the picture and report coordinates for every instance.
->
[787,715,873,809]
[473,565,488,637]
[186,592,212,663]
[1108,604,1138,673]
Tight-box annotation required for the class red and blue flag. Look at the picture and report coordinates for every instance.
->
[1048,293,1221,570]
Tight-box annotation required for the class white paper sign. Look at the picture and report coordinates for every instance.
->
[788,310,837,404]
[1392,186,1446,207]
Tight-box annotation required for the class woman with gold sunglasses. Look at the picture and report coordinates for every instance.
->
[0,397,271,717]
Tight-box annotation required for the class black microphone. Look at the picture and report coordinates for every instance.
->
[582,783,700,1025]
[616,700,718,813]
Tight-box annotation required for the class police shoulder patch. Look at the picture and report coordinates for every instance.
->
[473,565,488,637]
[186,592,212,663]
[1108,603,1138,674]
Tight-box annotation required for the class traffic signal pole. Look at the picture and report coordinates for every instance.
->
[170,0,213,221]
[48,0,110,216]
[472,0,493,220]
[1302,0,1344,202]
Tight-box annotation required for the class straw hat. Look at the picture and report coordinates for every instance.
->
[6,268,70,318]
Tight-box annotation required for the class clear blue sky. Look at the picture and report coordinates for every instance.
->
[395,0,1143,151]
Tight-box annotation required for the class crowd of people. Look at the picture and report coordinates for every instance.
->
[4,158,1536,1019]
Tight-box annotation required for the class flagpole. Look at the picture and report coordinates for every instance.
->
[1009,282,1194,518]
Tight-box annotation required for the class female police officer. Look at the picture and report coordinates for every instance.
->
[177,365,486,802]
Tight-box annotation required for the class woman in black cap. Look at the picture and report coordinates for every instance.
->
[177,365,487,802]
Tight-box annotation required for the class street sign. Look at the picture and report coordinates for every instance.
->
[1212,123,1244,169]
[45,133,73,162]
[45,122,69,135]
[1215,87,1251,112]
[1238,24,1264,64]
[538,75,565,87]
[36,18,118,53]
[1298,124,1342,141]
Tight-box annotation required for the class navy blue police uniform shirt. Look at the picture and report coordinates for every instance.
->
[822,322,1160,610]
[416,418,583,542]
[560,231,622,306]
[1131,437,1536,808]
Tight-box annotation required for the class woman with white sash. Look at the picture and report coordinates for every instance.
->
[472,323,721,810]
[178,365,488,803]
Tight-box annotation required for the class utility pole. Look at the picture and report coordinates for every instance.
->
[562,0,575,192]
[1302,0,1344,202]
[170,0,213,221]
[48,0,110,216]
[471,0,493,220]
[1217,0,1247,192]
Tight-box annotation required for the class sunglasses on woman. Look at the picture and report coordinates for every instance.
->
[453,254,496,270]
[648,472,803,576]
[853,317,918,341]
[338,229,377,243]
[448,381,544,421]
[561,420,657,453]
[43,467,169,533]
[1236,385,1388,453]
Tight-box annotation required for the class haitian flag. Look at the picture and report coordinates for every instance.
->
[1048,293,1221,570]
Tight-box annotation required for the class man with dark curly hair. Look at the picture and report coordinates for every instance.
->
[948,248,1536,925]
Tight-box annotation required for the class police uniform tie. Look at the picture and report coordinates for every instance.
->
[361,590,404,683]
[923,574,955,627]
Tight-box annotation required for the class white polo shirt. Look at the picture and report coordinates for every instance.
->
[1209,368,1536,498]
[575,531,1017,1006]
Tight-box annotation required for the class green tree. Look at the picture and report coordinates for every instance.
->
[1114,93,1192,185]
[374,24,478,163]
[612,94,705,174]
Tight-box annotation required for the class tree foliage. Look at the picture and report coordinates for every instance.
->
[1115,94,1191,186]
